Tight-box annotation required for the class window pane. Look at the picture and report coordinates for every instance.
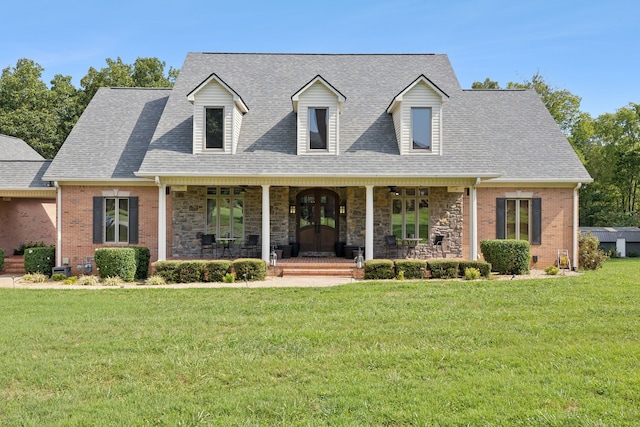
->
[118,199,129,243]
[405,199,416,237]
[412,107,432,150]
[205,108,223,149]
[506,200,517,239]
[309,108,328,149]
[232,198,244,238]
[392,199,403,237]
[219,197,231,237]
[300,195,315,228]
[519,200,530,241]
[105,198,116,243]
[418,198,429,239]
[206,198,217,235]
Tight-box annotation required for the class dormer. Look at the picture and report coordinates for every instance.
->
[187,73,248,155]
[387,75,448,155]
[291,75,345,155]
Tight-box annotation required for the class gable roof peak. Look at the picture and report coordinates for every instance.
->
[186,72,249,113]
[291,74,346,113]
[386,74,449,114]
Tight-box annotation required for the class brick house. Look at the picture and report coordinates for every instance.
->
[43,53,591,273]
[0,135,56,257]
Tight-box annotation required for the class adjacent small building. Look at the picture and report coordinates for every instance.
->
[580,226,640,257]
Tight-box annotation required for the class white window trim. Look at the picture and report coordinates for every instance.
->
[205,187,245,238]
[307,106,330,152]
[204,106,225,151]
[506,199,531,241]
[104,197,129,244]
[411,107,433,152]
[391,188,429,239]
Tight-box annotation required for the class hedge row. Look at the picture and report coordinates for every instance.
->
[480,239,530,275]
[154,258,266,283]
[0,248,4,272]
[364,259,491,280]
[24,246,56,276]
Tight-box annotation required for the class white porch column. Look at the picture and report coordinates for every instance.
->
[156,177,167,261]
[261,184,271,262]
[469,183,478,260]
[365,185,374,260]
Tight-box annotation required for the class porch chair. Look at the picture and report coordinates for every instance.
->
[240,234,260,258]
[433,235,444,258]
[200,233,217,258]
[385,235,400,258]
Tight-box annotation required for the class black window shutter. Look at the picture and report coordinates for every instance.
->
[129,197,139,244]
[93,196,103,244]
[496,198,506,239]
[531,198,542,245]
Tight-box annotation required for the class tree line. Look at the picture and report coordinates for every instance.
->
[0,57,637,227]
[0,57,177,159]
[473,75,640,227]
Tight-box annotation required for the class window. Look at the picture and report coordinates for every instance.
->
[411,107,432,150]
[205,107,224,149]
[309,108,328,149]
[206,187,244,237]
[391,188,429,239]
[93,196,138,244]
[496,198,541,244]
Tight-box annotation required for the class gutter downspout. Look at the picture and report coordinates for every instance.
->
[155,177,167,261]
[573,183,582,270]
[55,181,62,266]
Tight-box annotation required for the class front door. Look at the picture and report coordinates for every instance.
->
[297,189,339,253]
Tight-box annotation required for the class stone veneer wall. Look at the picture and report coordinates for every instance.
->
[170,185,463,259]
[413,187,463,259]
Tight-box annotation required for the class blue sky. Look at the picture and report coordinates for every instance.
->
[1,0,638,117]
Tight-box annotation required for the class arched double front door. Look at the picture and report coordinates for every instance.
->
[296,188,339,253]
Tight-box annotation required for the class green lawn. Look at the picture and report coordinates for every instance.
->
[1,260,639,426]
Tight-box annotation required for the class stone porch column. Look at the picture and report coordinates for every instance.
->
[365,185,374,260]
[261,184,270,262]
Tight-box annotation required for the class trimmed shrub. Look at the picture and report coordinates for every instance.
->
[24,246,55,276]
[578,232,608,270]
[204,261,232,282]
[394,259,427,279]
[51,273,67,281]
[0,248,4,272]
[458,261,491,278]
[94,248,136,282]
[177,261,206,283]
[233,258,267,281]
[154,261,180,283]
[364,260,395,280]
[480,239,530,275]
[14,241,48,256]
[428,260,460,279]
[130,246,151,280]
[223,273,235,283]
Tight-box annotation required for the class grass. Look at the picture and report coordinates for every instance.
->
[1,259,639,426]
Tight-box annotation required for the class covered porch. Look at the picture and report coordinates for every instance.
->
[154,176,489,264]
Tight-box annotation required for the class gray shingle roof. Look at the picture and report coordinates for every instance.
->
[136,53,590,182]
[0,134,44,160]
[44,87,170,180]
[0,135,52,190]
[0,160,52,189]
[45,53,590,183]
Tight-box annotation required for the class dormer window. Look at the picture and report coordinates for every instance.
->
[411,107,432,150]
[205,107,224,149]
[309,108,328,150]
[187,73,248,154]
[292,75,345,155]
[387,75,448,155]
